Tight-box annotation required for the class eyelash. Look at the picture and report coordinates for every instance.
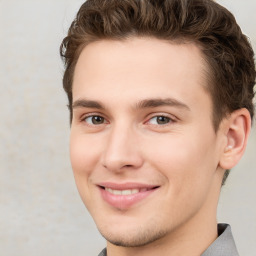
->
[145,114,175,126]
[81,113,108,126]
[81,113,176,127]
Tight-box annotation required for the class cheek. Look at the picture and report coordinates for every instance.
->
[146,130,218,190]
[70,133,100,177]
[149,135,218,219]
[69,133,101,206]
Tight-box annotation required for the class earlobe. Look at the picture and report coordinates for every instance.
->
[219,108,251,170]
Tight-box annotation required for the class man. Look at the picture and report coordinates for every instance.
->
[60,0,255,255]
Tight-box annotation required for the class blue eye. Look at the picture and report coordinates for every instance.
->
[84,115,106,125]
[148,116,172,125]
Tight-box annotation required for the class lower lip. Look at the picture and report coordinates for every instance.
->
[99,187,157,210]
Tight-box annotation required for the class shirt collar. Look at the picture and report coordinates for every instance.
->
[202,223,239,256]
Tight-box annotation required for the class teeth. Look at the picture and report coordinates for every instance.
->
[122,190,132,195]
[105,188,140,195]
[131,189,140,194]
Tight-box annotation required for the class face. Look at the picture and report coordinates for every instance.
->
[70,38,224,247]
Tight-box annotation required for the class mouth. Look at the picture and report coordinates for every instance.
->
[98,183,160,210]
[104,187,150,195]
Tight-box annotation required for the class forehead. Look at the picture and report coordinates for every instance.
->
[73,37,210,110]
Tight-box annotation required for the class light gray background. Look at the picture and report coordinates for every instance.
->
[0,0,255,255]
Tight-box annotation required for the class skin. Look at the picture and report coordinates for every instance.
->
[70,38,250,256]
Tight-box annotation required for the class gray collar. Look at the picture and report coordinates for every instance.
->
[98,248,107,256]
[98,224,239,256]
[202,223,239,256]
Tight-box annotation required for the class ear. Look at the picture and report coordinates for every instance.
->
[219,108,251,170]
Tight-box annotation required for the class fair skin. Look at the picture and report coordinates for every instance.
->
[70,38,250,256]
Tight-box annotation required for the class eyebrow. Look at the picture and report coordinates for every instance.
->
[72,98,190,111]
[72,99,105,110]
[135,98,190,111]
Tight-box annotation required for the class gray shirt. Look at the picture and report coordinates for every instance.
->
[98,224,239,256]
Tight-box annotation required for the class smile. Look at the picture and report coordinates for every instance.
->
[105,187,149,195]
[98,183,159,210]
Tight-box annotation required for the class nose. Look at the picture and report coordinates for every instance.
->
[101,124,143,173]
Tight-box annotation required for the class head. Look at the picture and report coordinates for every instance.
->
[60,0,255,251]
[60,0,255,185]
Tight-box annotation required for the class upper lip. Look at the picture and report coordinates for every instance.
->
[98,182,160,190]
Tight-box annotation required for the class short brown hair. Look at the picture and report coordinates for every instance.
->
[60,0,255,184]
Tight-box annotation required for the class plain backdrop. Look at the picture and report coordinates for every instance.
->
[0,0,255,255]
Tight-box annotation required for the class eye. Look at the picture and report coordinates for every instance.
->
[84,115,106,125]
[147,116,172,125]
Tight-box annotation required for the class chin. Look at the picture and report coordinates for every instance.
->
[97,224,169,248]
